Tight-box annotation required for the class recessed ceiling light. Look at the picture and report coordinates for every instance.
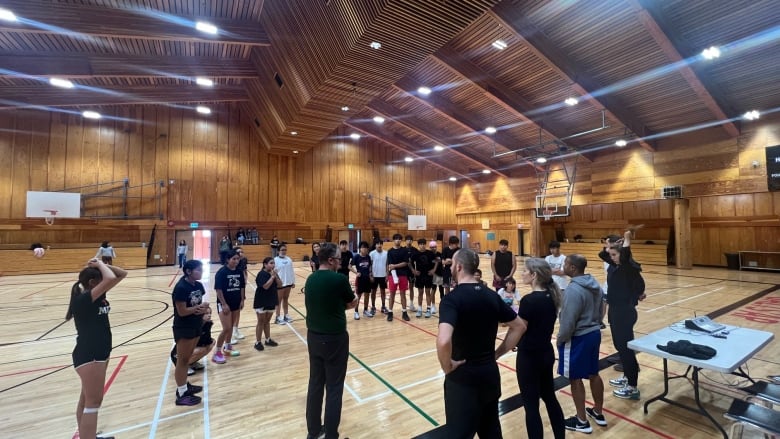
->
[350,133,361,140]
[482,169,491,174]
[293,150,299,154]
[196,106,211,115]
[485,126,497,134]
[195,77,214,87]
[341,106,350,112]
[369,42,381,50]
[0,8,17,22]
[564,97,579,106]
[417,86,432,96]
[290,131,298,135]
[49,78,74,89]
[536,157,547,164]
[702,46,721,60]
[82,111,101,119]
[373,116,385,124]
[615,139,627,147]
[433,145,444,152]
[449,177,457,182]
[195,21,218,35]
[492,39,508,50]
[743,110,760,120]
[404,157,413,163]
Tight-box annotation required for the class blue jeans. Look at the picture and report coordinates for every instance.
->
[178,253,186,268]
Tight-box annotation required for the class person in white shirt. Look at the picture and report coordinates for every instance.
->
[273,244,296,325]
[545,241,569,291]
[369,240,389,314]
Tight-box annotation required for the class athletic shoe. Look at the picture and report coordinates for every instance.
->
[276,316,287,325]
[431,305,437,314]
[585,407,607,426]
[175,389,202,406]
[613,363,623,372]
[425,309,431,318]
[235,328,246,339]
[613,386,640,400]
[381,306,388,314]
[212,352,226,364]
[416,309,422,318]
[387,311,393,322]
[600,322,607,329]
[409,303,417,312]
[265,339,279,347]
[187,367,195,376]
[371,306,377,315]
[189,362,204,371]
[230,335,239,345]
[354,311,360,320]
[187,382,203,394]
[254,341,265,351]
[284,314,293,323]
[363,309,374,318]
[402,311,410,321]
[609,376,627,387]
[564,416,592,434]
[223,344,240,356]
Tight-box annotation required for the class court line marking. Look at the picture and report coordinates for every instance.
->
[70,355,128,439]
[360,371,444,403]
[202,357,211,439]
[99,408,204,437]
[346,348,436,375]
[645,286,727,312]
[647,284,696,297]
[149,345,174,439]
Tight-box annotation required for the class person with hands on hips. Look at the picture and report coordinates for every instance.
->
[437,248,525,438]
[212,250,245,364]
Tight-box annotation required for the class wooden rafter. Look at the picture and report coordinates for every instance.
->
[0,1,269,46]
[489,5,657,152]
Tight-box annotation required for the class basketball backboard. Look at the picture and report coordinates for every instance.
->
[407,215,427,231]
[26,191,81,218]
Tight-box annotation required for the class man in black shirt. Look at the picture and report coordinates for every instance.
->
[490,239,517,290]
[337,240,352,277]
[441,236,460,296]
[387,233,412,321]
[411,238,437,318]
[437,248,525,437]
[405,235,419,313]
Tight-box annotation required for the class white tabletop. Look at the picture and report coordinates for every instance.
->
[628,323,774,373]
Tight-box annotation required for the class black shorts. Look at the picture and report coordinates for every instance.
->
[443,272,453,286]
[218,297,242,312]
[356,277,372,294]
[72,343,111,369]
[173,325,201,342]
[415,275,433,289]
[372,277,387,289]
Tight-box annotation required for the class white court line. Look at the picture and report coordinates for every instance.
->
[645,286,726,312]
[202,357,211,439]
[360,371,445,403]
[346,348,437,375]
[100,408,203,437]
[647,284,696,297]
[148,345,174,439]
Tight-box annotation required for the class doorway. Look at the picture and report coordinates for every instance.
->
[192,230,212,263]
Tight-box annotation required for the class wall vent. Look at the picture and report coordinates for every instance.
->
[662,185,683,199]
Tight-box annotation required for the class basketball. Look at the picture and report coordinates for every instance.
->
[33,247,45,258]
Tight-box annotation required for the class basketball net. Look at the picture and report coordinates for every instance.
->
[542,210,553,221]
[43,209,58,226]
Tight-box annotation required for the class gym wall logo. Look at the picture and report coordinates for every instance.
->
[730,295,780,324]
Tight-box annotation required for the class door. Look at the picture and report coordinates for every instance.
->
[192,229,212,263]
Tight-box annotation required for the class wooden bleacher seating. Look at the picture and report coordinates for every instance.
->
[0,244,147,275]
[559,242,668,266]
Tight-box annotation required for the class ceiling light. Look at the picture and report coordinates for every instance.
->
[404,157,413,163]
[369,42,381,50]
[373,116,385,124]
[290,131,298,135]
[341,106,350,112]
[82,111,101,119]
[350,133,361,140]
[536,157,547,164]
[564,97,579,106]
[449,177,457,182]
[195,77,214,87]
[417,86,432,96]
[195,21,218,35]
[196,106,211,115]
[702,46,721,60]
[492,39,508,50]
[615,139,627,147]
[293,150,299,154]
[49,78,74,89]
[0,8,17,21]
[743,110,760,120]
[482,169,491,174]
[433,145,444,152]
[485,126,497,134]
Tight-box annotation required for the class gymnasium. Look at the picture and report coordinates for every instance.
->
[0,1,778,438]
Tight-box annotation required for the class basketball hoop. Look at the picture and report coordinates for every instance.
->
[542,210,554,221]
[43,209,58,226]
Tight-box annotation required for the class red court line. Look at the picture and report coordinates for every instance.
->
[20,280,69,299]
[167,270,181,287]
[72,354,128,439]
[0,354,128,378]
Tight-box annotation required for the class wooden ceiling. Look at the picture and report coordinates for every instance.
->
[0,0,777,179]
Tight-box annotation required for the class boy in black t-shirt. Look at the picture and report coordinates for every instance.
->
[405,235,419,313]
[387,234,412,321]
[351,241,374,319]
[412,238,437,318]
[441,236,460,296]
[338,240,352,277]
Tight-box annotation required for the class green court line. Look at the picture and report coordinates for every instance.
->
[287,301,439,427]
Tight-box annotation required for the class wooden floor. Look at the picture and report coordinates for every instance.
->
[1,256,778,439]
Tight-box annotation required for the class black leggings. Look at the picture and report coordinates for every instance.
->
[609,305,639,386]
[516,348,565,439]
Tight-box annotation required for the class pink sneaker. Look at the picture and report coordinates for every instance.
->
[212,351,226,364]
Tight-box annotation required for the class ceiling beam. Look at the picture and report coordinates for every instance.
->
[629,0,740,138]
[344,121,476,183]
[0,1,269,46]
[367,99,510,179]
[489,5,657,152]
[0,85,248,109]
[0,52,257,78]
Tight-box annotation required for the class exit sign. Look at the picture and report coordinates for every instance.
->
[190,222,199,228]
[348,224,354,229]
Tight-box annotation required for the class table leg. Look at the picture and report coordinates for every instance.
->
[644,358,670,414]
[692,367,729,439]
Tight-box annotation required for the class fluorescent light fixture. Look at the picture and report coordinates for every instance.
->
[195,77,214,87]
[492,39,507,50]
[195,21,218,35]
[743,110,760,120]
[564,97,579,106]
[293,150,299,154]
[417,86,432,96]
[373,116,385,124]
[482,169,491,174]
[290,131,298,135]
[196,106,211,115]
[350,133,361,140]
[0,8,17,21]
[82,111,101,119]
[433,145,445,152]
[49,78,74,89]
[485,126,497,134]
[369,41,381,50]
[404,157,413,163]
[536,157,547,164]
[702,46,721,60]
[449,177,457,182]
[615,139,627,147]
[341,106,350,112]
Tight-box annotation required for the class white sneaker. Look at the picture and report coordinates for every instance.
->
[363,309,374,318]
[276,316,287,325]
[187,367,195,376]
[284,314,293,323]
[354,311,360,320]
[409,303,417,312]
[230,335,238,344]
[416,309,422,318]
[235,328,246,339]
[431,305,437,314]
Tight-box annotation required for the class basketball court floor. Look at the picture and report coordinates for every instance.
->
[1,256,778,438]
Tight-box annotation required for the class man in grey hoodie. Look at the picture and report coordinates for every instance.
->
[557,254,607,434]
